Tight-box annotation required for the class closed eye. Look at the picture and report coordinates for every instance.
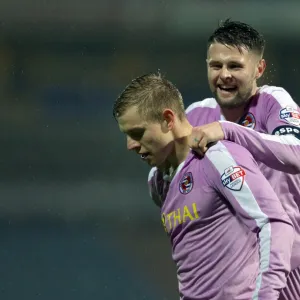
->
[209,63,222,70]
[228,63,243,69]
[128,128,145,140]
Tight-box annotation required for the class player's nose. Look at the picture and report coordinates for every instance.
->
[219,66,232,80]
[127,136,140,151]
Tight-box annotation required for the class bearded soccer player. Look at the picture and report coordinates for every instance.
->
[186,20,300,300]
[113,72,293,300]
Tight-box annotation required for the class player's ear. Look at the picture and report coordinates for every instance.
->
[256,58,266,79]
[162,109,175,132]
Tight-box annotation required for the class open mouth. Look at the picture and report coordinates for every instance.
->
[217,85,237,92]
[140,153,150,160]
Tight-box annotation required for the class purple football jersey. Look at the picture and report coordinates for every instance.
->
[186,85,300,271]
[148,141,293,300]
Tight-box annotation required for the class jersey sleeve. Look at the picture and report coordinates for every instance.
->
[264,87,300,133]
[203,141,294,300]
[220,120,300,174]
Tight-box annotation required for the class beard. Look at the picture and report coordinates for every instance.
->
[213,87,254,109]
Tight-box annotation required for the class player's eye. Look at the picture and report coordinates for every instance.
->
[229,63,243,70]
[129,129,145,140]
[209,64,222,70]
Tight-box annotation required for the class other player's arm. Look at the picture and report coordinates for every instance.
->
[220,119,300,174]
[189,89,300,173]
[203,142,294,300]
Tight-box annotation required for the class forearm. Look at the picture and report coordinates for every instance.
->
[257,220,294,299]
[221,121,300,174]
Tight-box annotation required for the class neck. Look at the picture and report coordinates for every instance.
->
[164,120,193,173]
[221,106,245,122]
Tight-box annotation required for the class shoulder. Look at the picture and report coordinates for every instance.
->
[199,142,258,192]
[206,140,251,157]
[203,141,255,171]
[185,98,219,126]
[258,85,298,109]
[148,167,163,207]
[185,97,218,113]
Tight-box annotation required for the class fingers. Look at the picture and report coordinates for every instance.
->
[188,125,217,156]
[189,136,202,149]
[198,138,208,154]
[188,122,225,151]
[188,135,208,156]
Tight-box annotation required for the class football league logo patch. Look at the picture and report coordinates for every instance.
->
[279,107,300,126]
[240,112,256,129]
[179,172,193,194]
[221,166,246,191]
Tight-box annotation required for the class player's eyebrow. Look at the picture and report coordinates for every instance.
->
[207,60,223,66]
[208,59,243,65]
[123,127,145,135]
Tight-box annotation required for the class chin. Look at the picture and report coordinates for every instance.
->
[148,157,160,167]
[148,161,156,167]
[216,95,246,109]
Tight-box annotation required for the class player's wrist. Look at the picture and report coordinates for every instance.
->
[218,121,230,140]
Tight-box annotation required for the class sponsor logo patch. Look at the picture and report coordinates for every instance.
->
[279,107,300,126]
[179,172,194,194]
[221,166,246,191]
[272,125,300,139]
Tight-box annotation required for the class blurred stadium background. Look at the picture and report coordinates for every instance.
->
[1,0,300,299]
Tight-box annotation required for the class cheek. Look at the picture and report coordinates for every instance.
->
[153,134,171,150]
[144,136,155,146]
[242,68,256,81]
[207,71,218,84]
[144,132,163,148]
[235,72,251,85]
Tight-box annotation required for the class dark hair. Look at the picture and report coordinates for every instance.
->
[208,19,265,56]
[113,72,185,122]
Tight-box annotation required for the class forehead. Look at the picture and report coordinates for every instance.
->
[117,106,147,132]
[207,43,254,62]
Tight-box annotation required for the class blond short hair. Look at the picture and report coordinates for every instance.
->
[113,72,185,122]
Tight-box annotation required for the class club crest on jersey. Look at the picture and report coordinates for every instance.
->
[240,112,256,129]
[279,107,300,126]
[221,166,246,191]
[179,172,193,194]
